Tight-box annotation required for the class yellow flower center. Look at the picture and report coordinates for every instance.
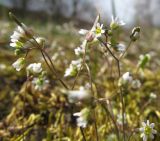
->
[95,28,102,34]
[144,126,152,135]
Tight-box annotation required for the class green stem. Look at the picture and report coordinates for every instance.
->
[85,63,99,141]
[98,38,125,141]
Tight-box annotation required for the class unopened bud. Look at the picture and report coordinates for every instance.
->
[130,27,140,41]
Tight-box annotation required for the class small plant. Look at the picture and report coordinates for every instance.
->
[0,12,159,141]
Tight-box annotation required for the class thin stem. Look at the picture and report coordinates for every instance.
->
[100,102,120,140]
[94,111,99,141]
[10,12,68,89]
[119,40,132,60]
[80,127,87,141]
[98,38,125,141]
[71,43,87,90]
[85,63,99,141]
[31,37,69,89]
[42,49,68,89]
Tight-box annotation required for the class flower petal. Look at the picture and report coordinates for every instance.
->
[79,29,88,35]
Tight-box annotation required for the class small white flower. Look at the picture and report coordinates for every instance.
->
[79,29,89,35]
[139,120,157,141]
[67,87,91,103]
[35,37,45,46]
[12,57,25,71]
[73,108,90,128]
[10,23,28,48]
[78,14,100,42]
[74,40,87,56]
[115,43,126,52]
[64,59,82,77]
[131,79,141,89]
[32,76,49,91]
[64,65,75,77]
[110,16,125,29]
[150,92,157,99]
[122,72,132,83]
[119,72,133,86]
[92,23,105,38]
[27,63,42,74]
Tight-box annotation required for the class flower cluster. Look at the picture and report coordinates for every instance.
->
[27,63,49,91]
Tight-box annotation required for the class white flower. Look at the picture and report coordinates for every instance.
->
[67,87,91,103]
[78,14,101,42]
[150,92,157,99]
[35,37,45,46]
[92,23,105,38]
[12,57,25,71]
[27,63,42,74]
[122,72,132,83]
[64,59,82,77]
[118,72,133,86]
[32,76,49,91]
[74,40,87,56]
[79,29,89,35]
[131,79,141,89]
[64,65,75,77]
[115,43,126,53]
[10,23,28,48]
[110,16,125,29]
[73,108,90,128]
[139,120,157,141]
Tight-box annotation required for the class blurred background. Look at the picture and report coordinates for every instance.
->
[1,0,160,26]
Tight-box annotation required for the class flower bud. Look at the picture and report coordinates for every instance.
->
[12,57,25,71]
[130,27,140,41]
[138,54,151,69]
[36,37,45,46]
[118,72,132,86]
[14,48,21,56]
